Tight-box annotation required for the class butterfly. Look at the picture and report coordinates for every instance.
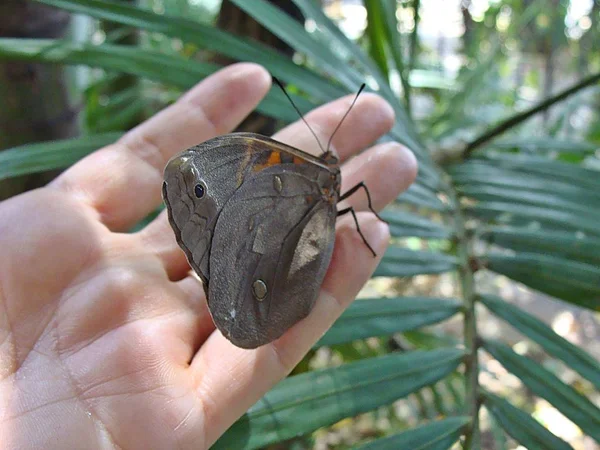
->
[163,79,382,348]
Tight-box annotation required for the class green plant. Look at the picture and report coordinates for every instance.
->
[0,0,598,448]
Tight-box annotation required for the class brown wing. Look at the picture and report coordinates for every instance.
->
[208,166,337,348]
[162,132,336,286]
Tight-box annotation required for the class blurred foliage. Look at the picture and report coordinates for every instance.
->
[0,0,599,449]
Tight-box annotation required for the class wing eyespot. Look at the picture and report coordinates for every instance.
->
[252,279,268,301]
[273,175,283,193]
[194,183,206,199]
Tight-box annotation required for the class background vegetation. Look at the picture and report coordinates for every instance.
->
[0,0,599,448]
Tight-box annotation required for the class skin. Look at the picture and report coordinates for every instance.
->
[0,63,417,449]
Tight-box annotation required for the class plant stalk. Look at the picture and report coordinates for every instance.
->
[463,70,600,157]
[450,187,480,449]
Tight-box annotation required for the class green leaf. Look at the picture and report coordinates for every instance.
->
[214,349,465,450]
[291,0,388,89]
[484,252,600,311]
[375,247,457,277]
[484,391,574,450]
[483,339,600,442]
[34,0,347,102]
[354,417,470,450]
[36,0,433,162]
[397,184,448,212]
[380,209,451,239]
[478,152,600,191]
[378,0,411,109]
[482,226,600,268]
[317,297,462,347]
[364,0,390,78]
[90,95,147,133]
[0,38,214,88]
[0,38,314,123]
[451,165,600,209]
[467,201,600,238]
[0,133,123,181]
[459,185,600,219]
[229,0,364,89]
[290,0,422,153]
[481,295,600,390]
[229,0,431,165]
[403,330,460,350]
[488,410,509,450]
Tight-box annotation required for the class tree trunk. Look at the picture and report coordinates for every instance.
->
[0,0,80,199]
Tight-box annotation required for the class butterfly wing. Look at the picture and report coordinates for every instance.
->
[162,133,279,285]
[208,167,337,348]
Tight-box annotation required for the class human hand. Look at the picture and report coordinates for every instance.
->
[0,63,417,449]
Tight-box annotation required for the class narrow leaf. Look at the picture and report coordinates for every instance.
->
[380,209,451,239]
[484,391,574,450]
[452,165,600,208]
[317,297,462,347]
[0,38,314,123]
[379,0,411,111]
[468,201,600,238]
[479,153,600,190]
[35,0,347,102]
[397,184,447,212]
[483,339,600,442]
[290,0,423,153]
[230,0,428,161]
[484,252,600,311]
[0,38,215,88]
[364,0,390,77]
[482,226,600,267]
[291,0,390,88]
[375,247,457,278]
[355,417,470,450]
[460,185,600,218]
[214,349,465,449]
[0,133,123,181]
[481,295,600,390]
[230,0,364,89]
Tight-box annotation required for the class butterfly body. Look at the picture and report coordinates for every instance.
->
[163,132,341,348]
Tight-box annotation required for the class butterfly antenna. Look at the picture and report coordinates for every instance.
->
[272,77,326,155]
[326,83,365,153]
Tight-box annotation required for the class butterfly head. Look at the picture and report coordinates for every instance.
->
[162,150,218,277]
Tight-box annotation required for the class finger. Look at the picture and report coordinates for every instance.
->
[137,208,192,281]
[339,142,418,212]
[52,63,271,231]
[272,93,394,161]
[189,213,390,446]
[174,275,215,351]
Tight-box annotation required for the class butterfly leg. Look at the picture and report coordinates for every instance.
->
[339,181,386,223]
[337,206,377,257]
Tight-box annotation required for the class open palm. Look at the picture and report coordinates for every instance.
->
[0,64,417,449]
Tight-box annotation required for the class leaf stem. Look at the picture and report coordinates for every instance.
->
[463,71,600,157]
[449,187,480,449]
